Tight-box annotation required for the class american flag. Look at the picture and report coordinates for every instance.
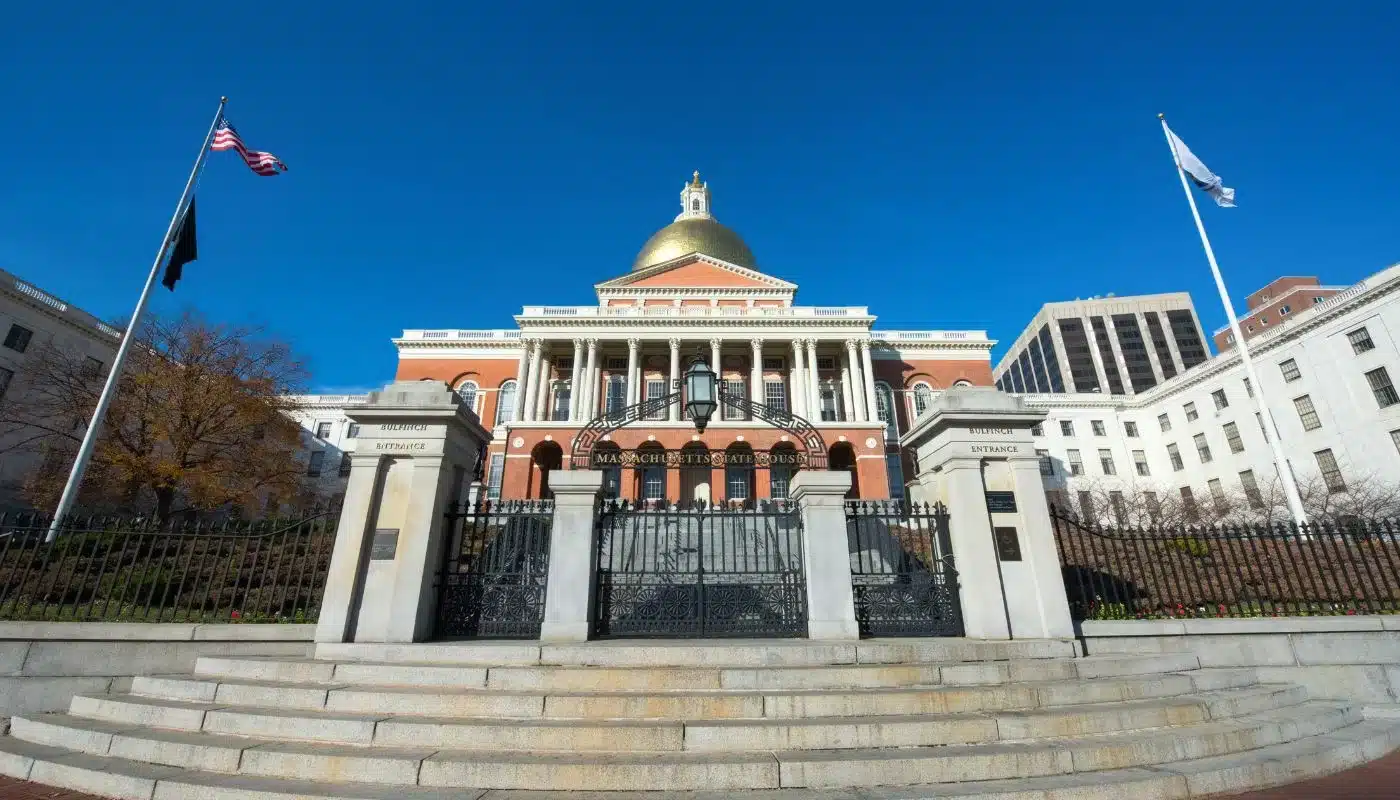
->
[211,116,287,176]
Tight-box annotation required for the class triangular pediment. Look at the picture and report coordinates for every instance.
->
[597,254,796,290]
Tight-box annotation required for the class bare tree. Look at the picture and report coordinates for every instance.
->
[0,311,311,520]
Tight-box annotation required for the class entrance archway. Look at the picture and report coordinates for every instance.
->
[829,442,859,499]
[530,441,564,499]
[679,442,712,504]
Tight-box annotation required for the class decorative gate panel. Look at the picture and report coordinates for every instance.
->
[846,500,963,637]
[437,499,552,639]
[593,500,807,638]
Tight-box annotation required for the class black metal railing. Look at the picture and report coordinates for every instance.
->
[0,511,337,623]
[1052,508,1400,620]
[593,499,807,638]
[437,499,553,639]
[846,500,963,637]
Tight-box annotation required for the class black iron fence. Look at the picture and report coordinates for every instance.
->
[1052,508,1400,620]
[437,499,553,639]
[0,511,337,623]
[593,499,807,638]
[846,500,963,637]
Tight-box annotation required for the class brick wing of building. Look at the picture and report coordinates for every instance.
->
[393,173,995,502]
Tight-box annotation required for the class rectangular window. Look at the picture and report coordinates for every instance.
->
[1208,478,1229,513]
[1167,309,1208,370]
[886,454,905,499]
[1077,490,1095,522]
[1099,448,1116,476]
[1194,432,1212,463]
[642,380,664,420]
[725,466,748,500]
[1180,487,1199,522]
[486,454,505,500]
[1240,469,1264,509]
[1348,327,1376,354]
[306,450,325,477]
[1158,413,1172,432]
[1365,367,1400,408]
[815,356,836,371]
[1091,420,1106,436]
[1280,305,1292,315]
[1066,449,1084,476]
[606,375,626,414]
[764,380,788,413]
[722,379,746,420]
[347,423,361,438]
[0,367,12,400]
[819,386,840,422]
[1212,389,1228,410]
[1124,421,1139,438]
[83,356,103,377]
[554,382,573,421]
[1038,449,1054,476]
[1244,377,1254,398]
[1315,449,1346,493]
[315,422,332,439]
[2,324,32,353]
[1110,491,1127,527]
[1294,394,1322,431]
[1089,316,1126,394]
[762,357,784,371]
[338,453,352,477]
[1184,402,1199,422]
[1031,422,1044,436]
[1112,313,1157,392]
[1060,420,1075,436]
[1223,421,1244,454]
[1145,491,1160,518]
[1133,449,1150,476]
[643,468,666,501]
[1167,443,1184,471]
[605,356,627,370]
[1280,359,1302,382]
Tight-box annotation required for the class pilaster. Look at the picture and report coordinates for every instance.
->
[569,339,585,421]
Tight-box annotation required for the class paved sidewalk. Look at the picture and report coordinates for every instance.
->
[3,755,1400,798]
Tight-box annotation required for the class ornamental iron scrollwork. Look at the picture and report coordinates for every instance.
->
[570,383,827,469]
[844,500,964,637]
[436,498,554,639]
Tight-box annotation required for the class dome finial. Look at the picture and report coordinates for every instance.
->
[677,171,713,222]
[691,170,702,187]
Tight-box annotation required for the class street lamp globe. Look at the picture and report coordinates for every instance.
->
[684,353,718,433]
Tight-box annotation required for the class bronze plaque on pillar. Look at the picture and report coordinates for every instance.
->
[370,529,400,560]
[993,527,1022,561]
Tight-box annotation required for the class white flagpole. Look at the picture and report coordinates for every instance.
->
[1158,114,1308,527]
[46,97,228,541]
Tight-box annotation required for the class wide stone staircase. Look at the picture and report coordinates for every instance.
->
[0,638,1397,799]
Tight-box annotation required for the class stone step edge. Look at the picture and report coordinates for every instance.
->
[19,684,1313,753]
[9,701,1362,790]
[0,719,1395,799]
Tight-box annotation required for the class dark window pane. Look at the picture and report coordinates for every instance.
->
[1112,313,1157,392]
[1089,316,1126,394]
[1057,318,1100,393]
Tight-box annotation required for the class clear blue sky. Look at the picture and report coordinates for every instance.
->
[2,3,1396,392]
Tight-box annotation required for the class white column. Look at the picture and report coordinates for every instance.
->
[625,338,641,406]
[790,339,806,417]
[750,339,763,407]
[710,337,722,382]
[569,339,584,421]
[534,350,552,421]
[860,340,879,427]
[845,338,867,422]
[839,351,856,422]
[583,338,599,418]
[510,340,531,423]
[521,339,542,422]
[539,470,605,642]
[806,339,821,420]
[668,338,681,422]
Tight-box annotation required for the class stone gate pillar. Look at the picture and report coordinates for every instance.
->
[539,469,605,642]
[314,381,490,644]
[901,387,1074,640]
[790,471,861,640]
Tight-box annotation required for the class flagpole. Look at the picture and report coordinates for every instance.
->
[45,97,228,541]
[1157,113,1308,527]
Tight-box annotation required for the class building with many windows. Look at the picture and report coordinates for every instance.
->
[994,293,1211,396]
[390,173,996,502]
[1212,276,1346,352]
[1023,263,1400,521]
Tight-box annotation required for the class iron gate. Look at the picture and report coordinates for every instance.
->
[436,499,552,639]
[593,500,808,638]
[846,500,963,637]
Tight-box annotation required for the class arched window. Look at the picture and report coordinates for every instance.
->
[455,380,479,413]
[495,380,518,426]
[874,382,896,437]
[952,379,972,388]
[913,383,934,417]
[691,197,701,212]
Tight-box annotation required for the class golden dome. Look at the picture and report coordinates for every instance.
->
[632,217,758,272]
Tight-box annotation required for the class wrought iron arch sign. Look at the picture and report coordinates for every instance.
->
[570,381,827,470]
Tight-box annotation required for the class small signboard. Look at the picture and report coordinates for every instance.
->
[994,527,1023,561]
[370,529,400,560]
[985,491,1018,513]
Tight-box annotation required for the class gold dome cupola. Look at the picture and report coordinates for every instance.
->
[631,172,758,272]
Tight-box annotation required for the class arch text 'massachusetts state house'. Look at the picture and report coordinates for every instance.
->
[392,173,995,502]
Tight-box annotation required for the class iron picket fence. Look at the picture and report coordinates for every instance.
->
[846,500,963,637]
[436,499,553,639]
[1052,508,1400,620]
[0,511,338,623]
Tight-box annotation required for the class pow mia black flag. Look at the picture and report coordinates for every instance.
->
[161,198,198,291]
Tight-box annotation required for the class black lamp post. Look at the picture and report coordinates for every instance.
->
[684,351,718,433]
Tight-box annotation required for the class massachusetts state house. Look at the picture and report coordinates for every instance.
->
[392,173,995,502]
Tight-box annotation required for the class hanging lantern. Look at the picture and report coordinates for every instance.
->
[684,352,718,433]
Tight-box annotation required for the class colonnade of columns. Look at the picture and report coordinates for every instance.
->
[509,336,883,424]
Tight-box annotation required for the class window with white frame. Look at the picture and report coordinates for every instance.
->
[769,462,792,499]
[1099,449,1116,476]
[1124,421,1139,438]
[722,379,746,420]
[486,454,505,500]
[765,380,788,413]
[315,422,332,439]
[912,384,933,417]
[1167,443,1184,471]
[1280,359,1302,382]
[1158,413,1171,432]
[1060,420,1075,436]
[725,464,750,500]
[1315,449,1346,493]
[1294,394,1322,431]
[644,379,666,420]
[1348,327,1375,354]
[1365,367,1399,408]
[642,466,665,501]
[875,383,896,436]
[1223,421,1244,453]
[819,384,840,421]
[553,381,572,421]
[1066,449,1084,476]
[1194,432,1212,463]
[456,380,479,412]
[886,453,905,498]
[1091,420,1106,436]
[1184,402,1199,422]
[606,375,626,414]
[1212,389,1228,410]
[495,381,518,426]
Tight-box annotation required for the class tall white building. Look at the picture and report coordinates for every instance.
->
[1021,263,1400,522]
[282,395,369,506]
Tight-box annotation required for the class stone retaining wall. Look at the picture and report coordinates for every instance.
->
[1081,616,1400,706]
[0,623,312,717]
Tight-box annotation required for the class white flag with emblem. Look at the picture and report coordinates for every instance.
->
[1165,126,1236,207]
